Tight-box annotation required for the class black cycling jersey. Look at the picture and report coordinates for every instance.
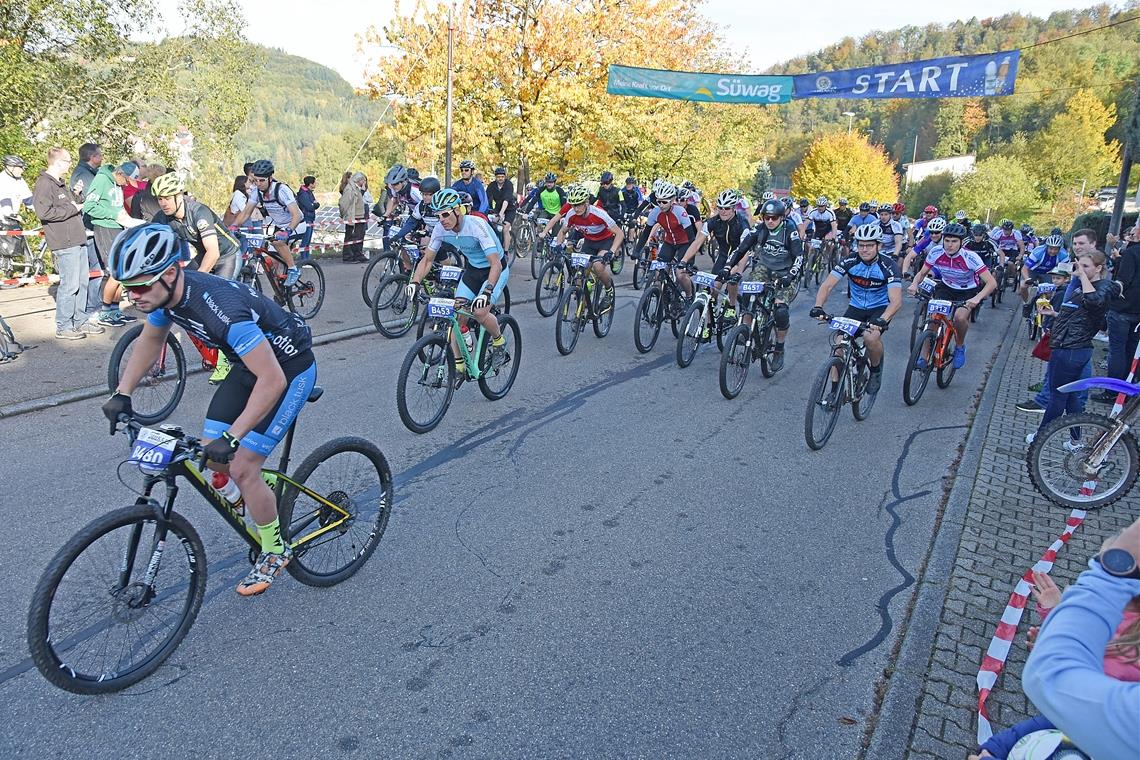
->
[834,208,853,234]
[703,211,749,253]
[147,270,312,364]
[596,185,621,218]
[487,179,516,213]
[155,198,240,269]
[732,221,804,272]
[965,237,1001,264]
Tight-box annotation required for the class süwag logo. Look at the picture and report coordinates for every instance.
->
[708,78,785,103]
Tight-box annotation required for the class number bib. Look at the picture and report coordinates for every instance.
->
[439,266,462,282]
[1036,282,1057,295]
[692,272,718,288]
[129,428,177,474]
[649,260,667,271]
[247,236,264,249]
[740,280,765,294]
[928,299,953,316]
[919,278,936,294]
[427,298,456,318]
[570,253,591,268]
[811,239,822,249]
[829,317,861,336]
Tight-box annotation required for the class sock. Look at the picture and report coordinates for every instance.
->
[775,341,785,351]
[492,335,505,347]
[256,517,285,554]
[101,301,115,311]
[870,363,882,374]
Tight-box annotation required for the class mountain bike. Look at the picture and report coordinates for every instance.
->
[804,314,876,450]
[676,270,729,368]
[903,295,971,406]
[395,298,522,433]
[718,278,780,399]
[361,239,418,307]
[534,239,569,317]
[530,216,559,278]
[988,252,1008,307]
[1026,281,1056,341]
[910,277,936,350]
[26,402,392,694]
[555,252,616,355]
[107,325,220,424]
[632,238,660,291]
[802,238,827,288]
[633,259,688,354]
[1026,376,1140,511]
[514,215,536,261]
[238,231,325,320]
[0,226,50,280]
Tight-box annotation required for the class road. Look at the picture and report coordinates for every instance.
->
[0,267,1011,759]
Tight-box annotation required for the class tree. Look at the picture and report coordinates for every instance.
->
[1029,89,1121,200]
[933,100,968,159]
[750,159,772,199]
[943,156,1040,223]
[901,172,954,215]
[790,133,899,204]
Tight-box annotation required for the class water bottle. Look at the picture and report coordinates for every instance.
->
[211,472,244,514]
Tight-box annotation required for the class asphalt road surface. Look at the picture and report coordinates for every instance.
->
[0,271,1011,759]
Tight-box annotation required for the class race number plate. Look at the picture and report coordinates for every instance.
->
[427,298,456,318]
[829,317,861,336]
[439,266,462,282]
[692,272,718,288]
[928,299,953,316]
[1037,282,1057,295]
[919,278,936,294]
[571,253,591,268]
[129,428,177,474]
[740,280,765,294]
[811,239,822,249]
[649,260,667,271]
[247,236,264,249]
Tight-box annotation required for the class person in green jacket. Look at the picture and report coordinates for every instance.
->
[83,161,143,325]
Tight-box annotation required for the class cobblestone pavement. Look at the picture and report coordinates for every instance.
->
[905,328,1138,758]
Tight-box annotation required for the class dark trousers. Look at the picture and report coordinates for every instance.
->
[1039,347,1093,433]
[342,222,366,260]
[85,236,102,313]
[1106,310,1140,381]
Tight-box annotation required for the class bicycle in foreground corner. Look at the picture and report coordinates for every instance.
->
[804,313,878,450]
[27,397,392,694]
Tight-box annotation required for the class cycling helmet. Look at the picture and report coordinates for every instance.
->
[761,191,775,201]
[892,202,905,214]
[493,166,506,176]
[760,199,785,217]
[877,204,892,214]
[407,168,420,182]
[150,172,185,197]
[459,159,475,171]
[651,178,665,194]
[385,164,409,185]
[781,197,794,210]
[1020,224,1033,235]
[816,196,828,207]
[250,159,274,178]
[656,182,678,201]
[2,155,26,168]
[715,189,738,209]
[868,200,880,211]
[419,177,441,195]
[1001,219,1014,230]
[798,197,809,208]
[853,223,881,243]
[927,216,947,233]
[837,198,848,205]
[1045,234,1065,248]
[1050,227,1063,236]
[566,184,590,205]
[859,202,871,212]
[971,223,988,236]
[682,180,696,191]
[677,187,693,203]
[430,188,462,212]
[110,223,182,284]
[923,205,938,214]
[600,171,614,183]
[943,222,968,239]
[625,176,636,184]
[955,210,967,220]
[457,191,474,207]
[543,172,557,183]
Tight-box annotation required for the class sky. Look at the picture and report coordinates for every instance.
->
[157,0,1110,87]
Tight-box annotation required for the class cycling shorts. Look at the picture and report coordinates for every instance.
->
[580,236,615,257]
[843,304,888,329]
[457,264,510,304]
[656,242,688,264]
[204,350,317,457]
[933,283,982,303]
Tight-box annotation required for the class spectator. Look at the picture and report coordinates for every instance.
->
[31,147,102,340]
[296,175,319,260]
[1016,263,1074,414]
[119,160,146,216]
[360,175,373,251]
[69,142,105,318]
[0,155,34,269]
[1022,518,1140,758]
[130,164,167,221]
[82,161,144,325]
[1104,218,1140,400]
[1027,250,1114,445]
[338,171,366,263]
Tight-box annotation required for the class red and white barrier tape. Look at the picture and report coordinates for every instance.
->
[1109,335,1140,417]
[976,506,1087,743]
[1,229,43,237]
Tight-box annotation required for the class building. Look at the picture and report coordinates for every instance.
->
[902,155,976,189]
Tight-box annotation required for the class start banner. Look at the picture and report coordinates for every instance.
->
[606,64,794,105]
[793,50,1020,100]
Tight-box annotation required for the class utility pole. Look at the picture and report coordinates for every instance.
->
[1109,77,1140,238]
[444,4,455,186]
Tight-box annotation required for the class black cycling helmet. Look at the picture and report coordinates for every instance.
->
[760,199,784,218]
[600,171,614,183]
[798,197,808,208]
[2,155,26,169]
[419,177,441,194]
[971,223,988,236]
[493,166,506,176]
[943,222,968,239]
[457,190,474,206]
[543,172,556,183]
[1020,223,1033,234]
[459,159,475,171]
[1001,219,1014,230]
[407,168,420,182]
[859,202,871,212]
[625,176,635,184]
[250,159,274,177]
[1050,227,1063,236]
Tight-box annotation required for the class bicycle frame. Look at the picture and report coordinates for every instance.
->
[428,302,491,380]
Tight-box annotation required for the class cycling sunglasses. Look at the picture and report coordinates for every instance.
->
[122,267,173,293]
[438,210,458,219]
[657,199,672,206]
[761,214,782,221]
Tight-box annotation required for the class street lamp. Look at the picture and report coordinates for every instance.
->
[843,112,855,134]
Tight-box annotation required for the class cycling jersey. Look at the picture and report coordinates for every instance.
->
[487,179,516,212]
[923,248,988,291]
[595,185,621,218]
[147,270,312,363]
[392,199,441,242]
[989,228,1023,252]
[155,198,240,270]
[387,182,423,212]
[450,177,487,213]
[426,214,504,268]
[619,187,644,215]
[808,209,836,239]
[831,253,902,310]
[0,171,33,221]
[964,237,1000,264]
[646,203,694,246]
[1025,244,1070,276]
[846,212,877,231]
[788,208,805,228]
[734,221,803,272]
[559,203,618,242]
[701,212,749,254]
[252,181,298,229]
[914,234,941,256]
[522,185,566,217]
[877,219,904,255]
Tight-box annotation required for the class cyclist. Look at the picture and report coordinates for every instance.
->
[618,177,644,219]
[405,189,510,378]
[520,172,566,254]
[727,197,804,372]
[954,210,970,228]
[682,180,702,209]
[543,183,622,311]
[1021,223,1038,250]
[640,182,696,289]
[907,222,997,369]
[596,171,622,221]
[847,202,877,236]
[152,173,240,280]
[791,197,811,239]
[875,203,904,262]
[810,222,904,394]
[392,176,443,243]
[1019,232,1070,310]
[486,167,517,253]
[989,219,1025,267]
[809,196,838,245]
[231,159,303,287]
[833,198,853,240]
[451,159,488,214]
[892,202,911,252]
[913,205,938,240]
[682,189,749,322]
[102,223,315,596]
[966,222,1001,275]
[0,155,34,267]
[905,215,946,276]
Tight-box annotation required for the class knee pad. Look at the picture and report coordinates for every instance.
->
[774,303,790,330]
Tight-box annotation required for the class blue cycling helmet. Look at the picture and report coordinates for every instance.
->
[110,224,183,284]
[430,188,462,213]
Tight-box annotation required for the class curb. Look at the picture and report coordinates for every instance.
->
[860,304,1020,759]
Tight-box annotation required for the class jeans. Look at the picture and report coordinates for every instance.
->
[52,245,89,329]
[1034,358,1090,408]
[299,223,314,260]
[1106,310,1140,381]
[1039,347,1093,433]
[84,236,102,313]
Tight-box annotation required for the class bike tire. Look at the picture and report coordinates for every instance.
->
[719,323,751,399]
[531,245,543,279]
[107,323,187,425]
[903,329,936,406]
[1026,412,1140,511]
[396,333,455,434]
[478,314,522,400]
[633,258,646,290]
[758,320,777,378]
[534,259,563,317]
[634,285,663,353]
[287,260,325,320]
[851,361,876,421]
[371,274,419,338]
[279,437,393,586]
[360,252,400,307]
[555,286,584,356]
[27,505,205,694]
[936,330,958,389]
[805,357,845,450]
[676,301,704,368]
[909,301,924,351]
[592,281,615,338]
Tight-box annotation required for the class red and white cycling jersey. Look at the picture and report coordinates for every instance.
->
[560,203,618,242]
[923,246,989,290]
[646,203,694,245]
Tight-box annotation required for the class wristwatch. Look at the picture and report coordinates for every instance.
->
[1097,547,1140,579]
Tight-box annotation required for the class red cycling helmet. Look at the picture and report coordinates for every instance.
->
[923,205,938,214]
[893,202,905,214]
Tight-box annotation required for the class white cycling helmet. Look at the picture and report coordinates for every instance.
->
[927,216,947,233]
[715,189,738,209]
[1044,234,1064,248]
[566,184,590,205]
[656,182,678,201]
[853,223,881,243]
[761,191,775,201]
[816,196,829,207]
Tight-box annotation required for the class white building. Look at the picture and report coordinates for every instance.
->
[903,155,976,188]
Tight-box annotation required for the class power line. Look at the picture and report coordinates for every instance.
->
[1019,12,1140,51]
[1007,78,1138,98]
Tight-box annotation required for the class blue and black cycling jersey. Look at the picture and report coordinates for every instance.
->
[830,253,902,310]
[147,269,313,364]
[1024,244,1070,277]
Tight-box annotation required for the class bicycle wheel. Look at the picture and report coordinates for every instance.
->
[516,223,534,261]
[903,329,936,406]
[396,333,455,434]
[287,260,325,320]
[107,324,187,425]
[610,250,625,276]
[676,301,705,368]
[936,330,958,389]
[633,258,647,290]
[805,357,845,450]
[371,274,419,338]
[851,361,876,421]
[634,285,664,353]
[27,505,206,694]
[758,319,777,378]
[555,286,584,356]
[535,259,564,317]
[909,301,924,350]
[278,437,393,586]
[360,252,400,306]
[478,314,522,400]
[1027,413,1140,511]
[592,281,615,338]
[719,323,751,399]
[531,244,544,279]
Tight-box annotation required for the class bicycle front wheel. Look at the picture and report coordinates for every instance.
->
[535,260,563,317]
[936,330,958,389]
[371,274,419,338]
[634,285,664,353]
[279,437,393,586]
[851,362,876,421]
[396,333,455,434]
[107,323,187,424]
[287,260,325,320]
[1027,413,1140,511]
[903,329,936,406]
[805,357,845,450]
[478,313,522,400]
[719,323,751,399]
[361,252,401,306]
[592,281,615,338]
[27,505,206,694]
[676,301,705,368]
[555,286,584,355]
